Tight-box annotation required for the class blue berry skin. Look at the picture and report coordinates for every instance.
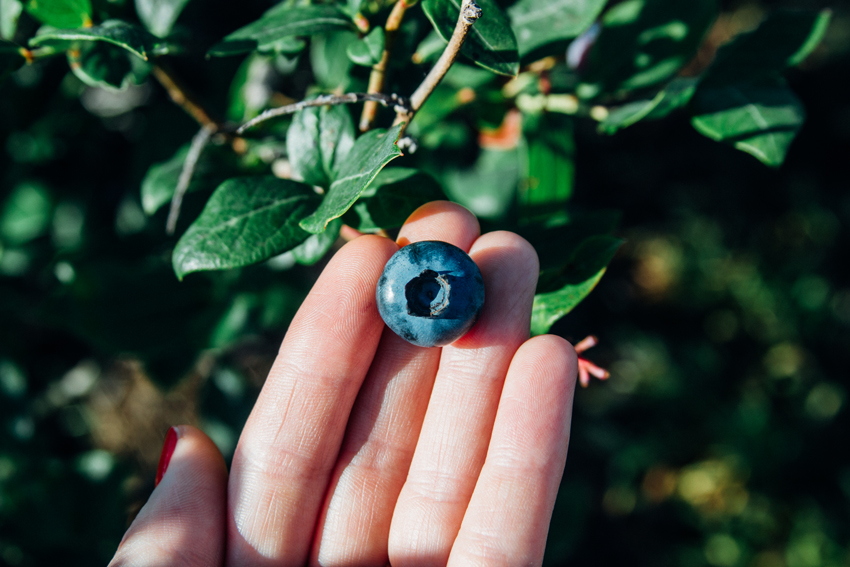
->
[376,241,485,348]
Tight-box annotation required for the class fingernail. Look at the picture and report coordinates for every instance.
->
[155,426,179,486]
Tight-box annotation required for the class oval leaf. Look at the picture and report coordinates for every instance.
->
[29,19,159,60]
[0,38,25,81]
[172,176,319,279]
[578,0,717,99]
[26,0,91,28]
[208,4,355,57]
[135,0,191,38]
[344,168,447,231]
[346,26,384,66]
[286,103,355,188]
[292,217,342,265]
[422,0,519,77]
[509,0,606,59]
[701,9,832,88]
[531,268,606,336]
[67,40,150,90]
[299,124,403,234]
[691,80,805,168]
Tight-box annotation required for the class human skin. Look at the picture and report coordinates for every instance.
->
[109,201,579,567]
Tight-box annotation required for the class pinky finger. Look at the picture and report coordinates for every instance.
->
[109,426,228,567]
[447,335,578,567]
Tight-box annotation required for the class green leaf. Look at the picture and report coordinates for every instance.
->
[577,0,717,100]
[701,9,832,88]
[519,209,621,273]
[1,0,23,40]
[520,114,575,225]
[442,148,519,220]
[0,181,52,245]
[530,234,623,335]
[531,268,605,336]
[135,0,191,38]
[346,26,384,66]
[292,217,341,265]
[0,38,25,81]
[508,0,606,58]
[172,176,319,279]
[599,76,698,134]
[208,4,355,57]
[286,103,356,188]
[536,234,623,293]
[422,0,519,76]
[25,0,91,28]
[691,80,805,168]
[141,143,240,215]
[67,40,150,90]
[310,31,357,90]
[299,124,403,234]
[344,168,447,231]
[29,19,159,60]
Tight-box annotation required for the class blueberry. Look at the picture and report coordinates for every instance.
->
[376,241,485,347]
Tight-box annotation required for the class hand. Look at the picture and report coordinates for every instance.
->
[110,202,578,567]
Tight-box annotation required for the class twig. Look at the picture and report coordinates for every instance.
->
[393,0,481,131]
[360,0,412,132]
[151,64,219,130]
[236,93,410,134]
[166,125,216,235]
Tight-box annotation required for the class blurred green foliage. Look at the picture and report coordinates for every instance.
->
[1,0,849,565]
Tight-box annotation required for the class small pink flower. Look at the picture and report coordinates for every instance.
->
[574,335,610,388]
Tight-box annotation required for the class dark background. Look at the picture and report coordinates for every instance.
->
[1,0,849,565]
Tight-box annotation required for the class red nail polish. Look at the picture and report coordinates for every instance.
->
[155,426,179,486]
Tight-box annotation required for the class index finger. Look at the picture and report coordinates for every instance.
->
[226,234,397,566]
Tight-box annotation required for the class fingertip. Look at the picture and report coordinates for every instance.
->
[110,426,227,567]
[397,201,480,250]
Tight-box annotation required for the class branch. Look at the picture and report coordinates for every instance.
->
[151,64,219,131]
[166,124,216,235]
[236,92,410,134]
[393,0,481,131]
[360,0,412,132]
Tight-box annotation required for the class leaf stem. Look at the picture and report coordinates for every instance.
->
[359,0,412,132]
[236,93,410,134]
[166,124,216,235]
[393,0,481,132]
[151,63,219,131]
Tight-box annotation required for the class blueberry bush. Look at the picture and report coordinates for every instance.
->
[1,0,848,565]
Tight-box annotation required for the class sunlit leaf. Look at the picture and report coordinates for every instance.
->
[67,40,150,90]
[208,4,354,57]
[141,143,240,215]
[578,0,717,99]
[172,177,318,278]
[26,0,91,28]
[691,80,805,167]
[520,114,575,225]
[442,148,519,220]
[0,182,52,244]
[346,26,384,66]
[344,168,447,231]
[292,217,341,265]
[299,124,403,234]
[508,0,606,58]
[422,0,519,76]
[701,9,832,88]
[531,268,606,335]
[1,0,23,40]
[286,103,355,188]
[599,77,698,134]
[135,0,191,38]
[29,19,160,60]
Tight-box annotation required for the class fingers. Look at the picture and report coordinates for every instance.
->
[448,336,578,567]
[226,235,397,566]
[109,426,227,567]
[389,231,540,567]
[311,201,480,566]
